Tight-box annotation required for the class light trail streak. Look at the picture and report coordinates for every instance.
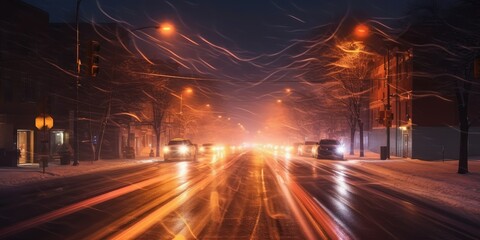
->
[110,153,245,239]
[288,14,306,23]
[265,154,352,240]
[0,176,165,238]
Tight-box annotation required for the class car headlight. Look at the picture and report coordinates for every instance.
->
[336,146,345,154]
[163,146,170,153]
[179,145,189,154]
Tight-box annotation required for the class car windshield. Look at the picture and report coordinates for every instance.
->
[2,1,477,239]
[168,140,189,145]
[320,139,340,145]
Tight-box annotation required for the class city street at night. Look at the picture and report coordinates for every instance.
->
[1,0,480,239]
[1,150,479,239]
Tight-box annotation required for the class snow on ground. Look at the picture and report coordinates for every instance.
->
[344,151,480,216]
[0,158,160,189]
[1,151,479,218]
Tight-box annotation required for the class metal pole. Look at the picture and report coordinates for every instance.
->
[73,0,82,166]
[43,117,46,174]
[386,48,391,159]
[180,93,183,114]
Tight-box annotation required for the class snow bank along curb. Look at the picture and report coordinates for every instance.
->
[348,159,480,216]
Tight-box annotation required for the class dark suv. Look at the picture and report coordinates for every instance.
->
[163,138,198,161]
[315,139,345,160]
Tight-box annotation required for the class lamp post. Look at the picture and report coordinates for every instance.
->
[385,48,391,159]
[35,114,53,174]
[179,87,193,114]
[73,0,83,166]
[354,23,391,159]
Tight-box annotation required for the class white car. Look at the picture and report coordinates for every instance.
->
[163,138,198,161]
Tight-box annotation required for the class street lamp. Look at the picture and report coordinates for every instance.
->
[73,0,83,166]
[354,23,391,159]
[179,87,193,114]
[35,114,53,174]
[131,22,175,37]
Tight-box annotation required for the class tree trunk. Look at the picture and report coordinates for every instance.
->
[155,127,161,157]
[456,72,471,174]
[349,126,355,155]
[96,96,112,160]
[358,120,364,157]
[458,118,469,174]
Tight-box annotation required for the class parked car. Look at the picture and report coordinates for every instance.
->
[298,141,318,157]
[163,138,198,161]
[314,139,345,160]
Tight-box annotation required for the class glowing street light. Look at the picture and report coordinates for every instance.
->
[35,113,54,173]
[180,87,193,114]
[354,24,370,39]
[132,22,176,37]
[159,22,175,36]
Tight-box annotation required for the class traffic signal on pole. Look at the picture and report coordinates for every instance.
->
[377,110,385,125]
[385,111,393,127]
[88,40,100,77]
[377,110,394,127]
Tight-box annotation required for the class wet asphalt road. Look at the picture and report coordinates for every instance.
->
[0,150,478,239]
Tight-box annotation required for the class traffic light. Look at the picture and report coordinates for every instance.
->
[377,110,385,125]
[385,111,393,127]
[88,40,100,77]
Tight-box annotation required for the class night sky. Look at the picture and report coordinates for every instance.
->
[23,0,430,136]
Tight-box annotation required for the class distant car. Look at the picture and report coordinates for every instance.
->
[315,139,345,160]
[163,138,198,161]
[199,143,216,155]
[298,141,318,157]
[292,142,302,155]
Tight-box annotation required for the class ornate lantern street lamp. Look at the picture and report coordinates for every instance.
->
[35,114,53,173]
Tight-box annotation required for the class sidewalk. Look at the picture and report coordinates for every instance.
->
[0,157,161,189]
[342,151,480,216]
[344,149,404,161]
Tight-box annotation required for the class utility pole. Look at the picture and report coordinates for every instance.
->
[73,0,83,166]
[386,48,391,159]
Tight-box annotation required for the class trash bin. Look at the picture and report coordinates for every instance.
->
[380,146,388,160]
[0,149,19,167]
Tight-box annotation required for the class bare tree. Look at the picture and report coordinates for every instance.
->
[325,40,374,157]
[119,58,178,157]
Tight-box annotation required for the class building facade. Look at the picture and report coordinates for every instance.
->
[368,20,480,160]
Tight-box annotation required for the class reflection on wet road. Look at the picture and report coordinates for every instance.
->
[0,150,478,239]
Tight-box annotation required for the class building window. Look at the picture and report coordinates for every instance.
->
[22,74,36,102]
